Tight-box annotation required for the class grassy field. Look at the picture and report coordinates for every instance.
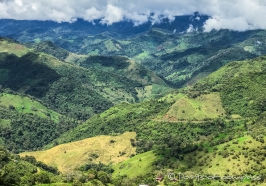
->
[178,135,265,180]
[159,92,226,122]
[0,39,30,56]
[20,132,136,173]
[0,93,61,122]
[112,151,157,179]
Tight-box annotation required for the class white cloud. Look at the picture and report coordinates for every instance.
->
[124,11,149,26]
[100,4,124,25]
[84,7,103,22]
[0,0,266,31]
[186,24,198,33]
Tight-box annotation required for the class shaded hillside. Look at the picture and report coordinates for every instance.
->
[26,40,69,61]
[2,17,266,87]
[0,38,170,120]
[35,55,266,185]
[0,90,78,153]
[74,55,167,86]
[26,41,168,87]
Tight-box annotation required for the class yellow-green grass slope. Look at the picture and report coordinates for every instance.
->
[157,92,226,122]
[112,151,157,179]
[0,38,30,56]
[20,132,136,173]
[166,135,265,185]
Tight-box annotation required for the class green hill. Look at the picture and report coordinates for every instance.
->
[38,55,266,185]
[112,151,157,179]
[0,90,78,153]
[0,37,170,120]
[192,55,266,117]
[28,28,266,87]
[0,92,60,122]
[0,146,60,186]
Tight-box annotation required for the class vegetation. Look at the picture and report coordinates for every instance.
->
[0,146,58,186]
[0,146,118,186]
[0,38,170,120]
[2,17,266,185]
[21,132,136,173]
[0,99,77,153]
[193,56,266,117]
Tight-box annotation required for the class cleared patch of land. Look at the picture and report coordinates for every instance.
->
[20,132,136,173]
[159,92,226,122]
[0,93,61,122]
[0,40,30,56]
[112,151,157,179]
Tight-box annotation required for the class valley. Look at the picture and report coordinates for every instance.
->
[0,13,266,186]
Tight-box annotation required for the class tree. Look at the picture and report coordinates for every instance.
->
[97,171,110,184]
[34,171,50,184]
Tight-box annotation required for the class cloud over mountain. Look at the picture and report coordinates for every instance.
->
[1,0,266,31]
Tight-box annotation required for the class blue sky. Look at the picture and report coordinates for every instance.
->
[0,0,266,31]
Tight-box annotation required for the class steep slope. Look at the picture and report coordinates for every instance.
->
[33,55,266,185]
[0,146,60,186]
[27,41,168,89]
[0,37,170,120]
[192,55,266,117]
[0,90,77,153]
[20,132,136,173]
[26,40,69,61]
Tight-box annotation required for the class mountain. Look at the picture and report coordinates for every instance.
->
[60,28,266,87]
[1,16,266,87]
[0,37,170,121]
[23,55,266,185]
[26,41,167,87]
[0,13,208,40]
[1,15,266,185]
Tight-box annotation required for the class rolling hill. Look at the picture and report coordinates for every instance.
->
[0,90,77,153]
[20,132,136,173]
[0,37,170,120]
[2,16,266,185]
[2,17,266,87]
[23,55,266,185]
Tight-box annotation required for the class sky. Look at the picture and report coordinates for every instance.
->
[0,0,266,31]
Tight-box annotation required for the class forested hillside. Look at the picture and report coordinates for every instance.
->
[26,55,266,185]
[0,37,169,120]
[1,13,266,185]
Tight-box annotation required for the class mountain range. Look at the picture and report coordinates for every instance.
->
[0,15,266,185]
